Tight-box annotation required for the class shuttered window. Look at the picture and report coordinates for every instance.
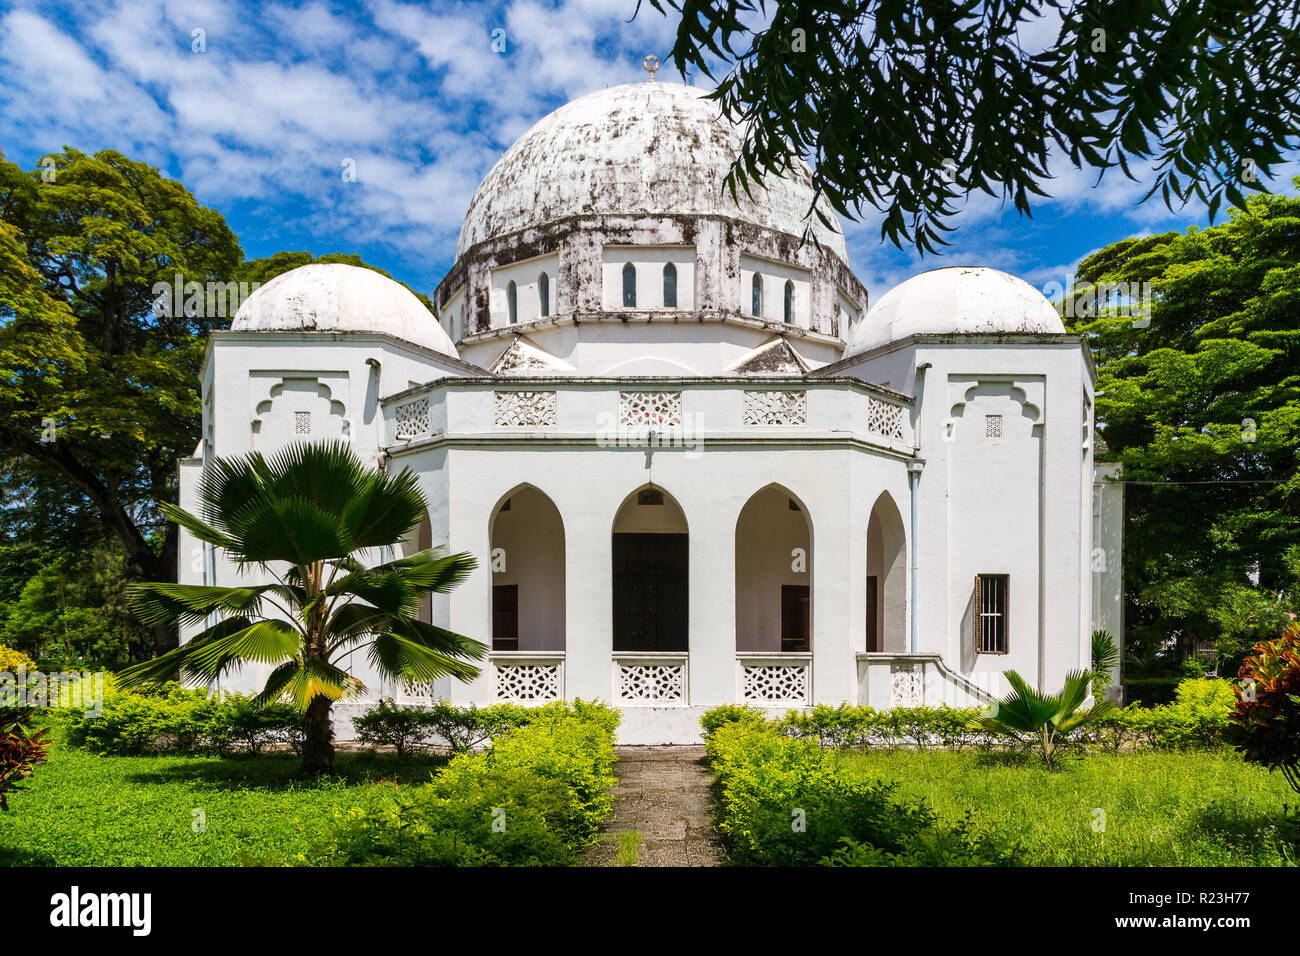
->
[975,573,1008,653]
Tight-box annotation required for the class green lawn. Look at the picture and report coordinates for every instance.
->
[837,748,1300,866]
[0,736,448,866]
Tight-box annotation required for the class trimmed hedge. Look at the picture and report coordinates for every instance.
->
[65,682,301,757]
[706,720,1015,866]
[702,678,1236,755]
[313,704,620,866]
[352,698,618,754]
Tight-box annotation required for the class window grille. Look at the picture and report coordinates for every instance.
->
[975,574,1008,653]
[294,411,311,435]
[985,414,1003,438]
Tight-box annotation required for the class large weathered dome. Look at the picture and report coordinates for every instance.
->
[231,263,457,356]
[456,81,848,261]
[844,267,1065,356]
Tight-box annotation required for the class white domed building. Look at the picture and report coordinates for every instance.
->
[182,79,1123,743]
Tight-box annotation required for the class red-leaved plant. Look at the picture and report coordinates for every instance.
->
[1229,624,1300,795]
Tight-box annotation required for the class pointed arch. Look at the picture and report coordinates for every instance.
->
[489,484,565,651]
[611,483,687,651]
[735,484,812,652]
[866,491,906,653]
[622,262,637,308]
[662,261,677,308]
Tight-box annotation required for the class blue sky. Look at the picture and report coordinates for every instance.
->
[1,0,1293,306]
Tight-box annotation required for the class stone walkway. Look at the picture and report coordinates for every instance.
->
[584,746,724,867]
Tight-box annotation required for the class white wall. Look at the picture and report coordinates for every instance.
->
[490,253,559,327]
[600,245,697,310]
[741,253,811,327]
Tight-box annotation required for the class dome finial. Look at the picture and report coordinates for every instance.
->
[642,55,659,81]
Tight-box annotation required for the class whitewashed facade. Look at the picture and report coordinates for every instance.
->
[180,81,1123,743]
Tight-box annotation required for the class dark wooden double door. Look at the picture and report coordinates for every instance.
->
[613,533,688,652]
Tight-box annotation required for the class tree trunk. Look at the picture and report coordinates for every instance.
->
[300,695,335,776]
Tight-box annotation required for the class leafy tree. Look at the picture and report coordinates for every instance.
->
[1068,185,1300,665]
[118,441,484,776]
[647,0,1299,251]
[0,148,242,652]
[0,149,433,657]
[974,670,1114,767]
[0,548,151,669]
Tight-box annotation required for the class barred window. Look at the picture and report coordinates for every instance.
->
[783,280,795,323]
[751,273,763,317]
[975,573,1008,653]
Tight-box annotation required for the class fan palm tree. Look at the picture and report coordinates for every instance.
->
[119,441,484,775]
[973,670,1114,768]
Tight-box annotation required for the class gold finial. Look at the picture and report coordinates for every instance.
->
[643,55,659,81]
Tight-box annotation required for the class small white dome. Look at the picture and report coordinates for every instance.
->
[457,81,847,261]
[845,267,1065,356]
[231,263,456,356]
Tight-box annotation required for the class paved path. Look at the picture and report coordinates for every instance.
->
[584,746,724,867]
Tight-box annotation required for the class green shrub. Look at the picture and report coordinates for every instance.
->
[1095,677,1234,750]
[314,708,618,866]
[700,703,768,738]
[419,701,535,752]
[771,704,984,751]
[706,720,1015,866]
[352,699,434,756]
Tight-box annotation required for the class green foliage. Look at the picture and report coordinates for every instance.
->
[649,2,1292,252]
[705,720,1014,866]
[1069,189,1300,665]
[64,682,300,758]
[1091,629,1119,696]
[0,147,242,612]
[699,702,768,738]
[974,670,1114,767]
[1229,625,1300,794]
[314,709,618,866]
[772,703,984,750]
[0,548,150,669]
[1124,676,1182,706]
[835,748,1300,866]
[0,644,51,810]
[352,698,618,756]
[119,440,484,775]
[1097,677,1235,750]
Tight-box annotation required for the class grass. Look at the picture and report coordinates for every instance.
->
[613,829,643,866]
[836,748,1300,866]
[0,735,449,866]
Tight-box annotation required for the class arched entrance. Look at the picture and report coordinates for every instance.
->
[866,492,906,652]
[735,486,812,652]
[489,486,565,652]
[611,485,688,652]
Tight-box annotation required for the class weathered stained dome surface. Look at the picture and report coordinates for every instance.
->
[231,263,458,356]
[845,266,1066,356]
[456,81,848,262]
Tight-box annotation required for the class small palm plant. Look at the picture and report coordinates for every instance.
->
[119,441,484,775]
[1090,629,1120,698]
[973,670,1114,768]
